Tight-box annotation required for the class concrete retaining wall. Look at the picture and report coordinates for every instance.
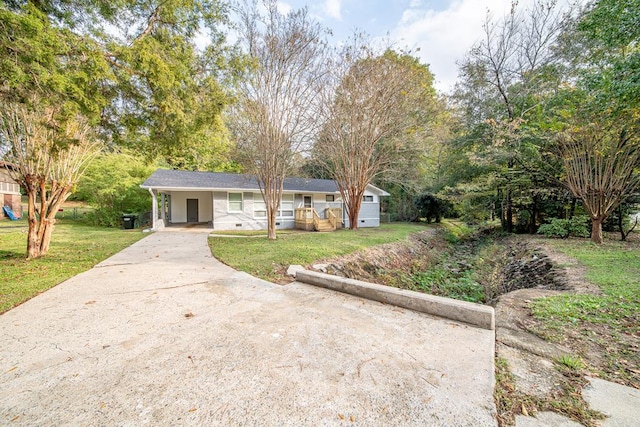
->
[296,270,495,330]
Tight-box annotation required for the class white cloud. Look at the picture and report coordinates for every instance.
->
[392,0,516,93]
[325,0,342,20]
[391,0,583,93]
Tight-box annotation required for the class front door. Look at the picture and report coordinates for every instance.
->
[303,195,312,208]
[187,198,199,223]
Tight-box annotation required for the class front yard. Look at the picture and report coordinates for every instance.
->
[208,223,429,282]
[0,218,145,313]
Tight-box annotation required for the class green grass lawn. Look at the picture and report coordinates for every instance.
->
[530,238,640,386]
[0,218,146,313]
[208,223,428,282]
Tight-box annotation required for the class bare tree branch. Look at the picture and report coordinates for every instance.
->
[558,118,640,243]
[229,0,330,239]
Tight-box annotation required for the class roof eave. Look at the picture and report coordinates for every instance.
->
[140,184,340,194]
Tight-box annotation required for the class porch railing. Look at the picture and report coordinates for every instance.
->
[294,207,342,231]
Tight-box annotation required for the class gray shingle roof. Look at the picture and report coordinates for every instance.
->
[141,169,340,193]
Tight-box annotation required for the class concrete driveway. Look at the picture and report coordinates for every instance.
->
[0,229,496,426]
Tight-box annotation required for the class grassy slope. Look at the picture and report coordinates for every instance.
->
[0,218,145,313]
[530,238,640,387]
[208,223,427,282]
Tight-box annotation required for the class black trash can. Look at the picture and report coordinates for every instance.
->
[121,214,137,229]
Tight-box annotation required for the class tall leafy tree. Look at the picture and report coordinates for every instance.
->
[0,0,235,165]
[229,0,330,240]
[549,0,640,243]
[454,0,571,232]
[0,0,236,256]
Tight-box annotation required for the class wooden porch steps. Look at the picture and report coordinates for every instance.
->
[314,219,336,232]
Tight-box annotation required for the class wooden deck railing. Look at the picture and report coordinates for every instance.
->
[294,207,342,231]
[295,208,316,230]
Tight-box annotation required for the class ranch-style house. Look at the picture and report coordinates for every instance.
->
[141,169,389,232]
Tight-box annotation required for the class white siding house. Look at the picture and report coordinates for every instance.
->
[140,170,389,231]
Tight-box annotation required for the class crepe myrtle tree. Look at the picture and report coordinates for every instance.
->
[557,116,640,244]
[230,0,330,239]
[0,103,99,258]
[314,39,437,230]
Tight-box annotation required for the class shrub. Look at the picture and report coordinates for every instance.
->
[537,216,590,238]
[73,151,155,227]
[414,193,453,223]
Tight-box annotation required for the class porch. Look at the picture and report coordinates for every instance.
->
[294,207,342,232]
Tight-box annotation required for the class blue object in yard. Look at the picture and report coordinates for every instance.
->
[2,205,20,220]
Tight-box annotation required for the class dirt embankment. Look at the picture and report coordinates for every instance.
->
[309,229,441,285]
[310,228,569,304]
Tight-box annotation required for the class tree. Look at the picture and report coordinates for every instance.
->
[549,0,640,243]
[0,0,234,166]
[556,115,640,243]
[72,151,157,227]
[229,0,329,239]
[0,103,99,258]
[0,2,110,125]
[315,42,437,229]
[414,193,450,223]
[0,0,237,256]
[455,0,571,232]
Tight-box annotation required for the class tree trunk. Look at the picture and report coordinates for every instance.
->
[26,188,40,259]
[529,195,538,234]
[267,207,277,240]
[506,187,513,233]
[591,217,604,244]
[25,182,72,258]
[346,190,363,230]
[39,218,56,254]
[348,204,359,230]
[26,221,41,259]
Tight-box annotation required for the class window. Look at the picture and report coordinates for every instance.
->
[279,194,294,217]
[326,195,335,202]
[228,193,243,212]
[253,193,266,217]
[363,195,374,202]
[253,193,294,217]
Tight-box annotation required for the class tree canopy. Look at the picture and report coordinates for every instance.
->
[0,0,236,166]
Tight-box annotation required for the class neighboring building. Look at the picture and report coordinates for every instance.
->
[140,169,389,231]
[0,161,21,220]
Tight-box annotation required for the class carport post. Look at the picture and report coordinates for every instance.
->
[161,193,166,222]
[149,188,158,230]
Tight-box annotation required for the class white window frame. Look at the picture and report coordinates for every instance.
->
[253,193,267,218]
[363,195,374,203]
[326,194,335,202]
[279,194,294,218]
[228,192,243,212]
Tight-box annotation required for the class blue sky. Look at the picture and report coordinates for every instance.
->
[274,0,583,93]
